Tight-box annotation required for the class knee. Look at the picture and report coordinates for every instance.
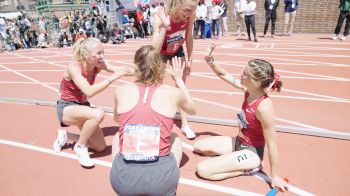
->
[196,161,211,179]
[193,141,203,153]
[93,142,106,152]
[92,108,105,123]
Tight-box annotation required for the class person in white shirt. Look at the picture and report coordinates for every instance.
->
[244,0,258,42]
[195,0,207,39]
[211,1,224,39]
[234,0,247,36]
[219,0,229,36]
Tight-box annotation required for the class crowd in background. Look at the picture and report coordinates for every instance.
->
[1,0,349,52]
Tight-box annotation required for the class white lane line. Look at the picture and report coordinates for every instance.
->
[188,89,350,103]
[193,97,337,132]
[0,70,64,72]
[0,64,58,92]
[253,173,315,196]
[195,59,349,81]
[0,139,262,196]
[180,142,315,196]
[191,71,350,101]
[192,72,350,81]
[4,52,343,131]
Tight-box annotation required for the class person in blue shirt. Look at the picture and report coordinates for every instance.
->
[282,0,298,36]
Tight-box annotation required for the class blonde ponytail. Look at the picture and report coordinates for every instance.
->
[72,37,101,61]
[166,0,198,17]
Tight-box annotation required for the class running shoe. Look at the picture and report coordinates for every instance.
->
[181,126,196,140]
[53,129,67,153]
[340,36,347,41]
[74,143,94,167]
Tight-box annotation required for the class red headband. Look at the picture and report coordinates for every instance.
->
[272,73,280,91]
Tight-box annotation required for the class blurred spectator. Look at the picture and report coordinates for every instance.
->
[58,30,71,47]
[234,0,247,36]
[110,23,125,44]
[283,0,298,36]
[195,0,207,39]
[332,0,350,40]
[75,28,87,41]
[263,0,279,38]
[219,0,229,36]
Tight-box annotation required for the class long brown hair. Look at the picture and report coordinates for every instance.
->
[134,45,165,85]
[247,59,282,92]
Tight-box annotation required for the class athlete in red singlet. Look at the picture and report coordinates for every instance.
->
[193,44,289,191]
[53,37,131,168]
[110,45,196,195]
[151,0,198,140]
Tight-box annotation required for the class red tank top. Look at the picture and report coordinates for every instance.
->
[160,18,189,55]
[237,93,268,147]
[60,62,98,103]
[118,84,175,157]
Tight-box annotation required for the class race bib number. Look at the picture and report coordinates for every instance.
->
[122,124,160,161]
[237,112,248,131]
[165,39,184,54]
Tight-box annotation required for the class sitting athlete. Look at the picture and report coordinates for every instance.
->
[193,43,288,191]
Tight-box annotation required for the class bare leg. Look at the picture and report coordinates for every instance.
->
[193,136,233,156]
[170,132,182,167]
[196,150,261,180]
[179,56,196,139]
[112,132,120,159]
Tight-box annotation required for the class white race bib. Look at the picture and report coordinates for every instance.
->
[122,124,160,161]
[237,112,248,131]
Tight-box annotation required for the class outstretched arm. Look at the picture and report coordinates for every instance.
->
[151,7,169,52]
[204,43,243,90]
[257,99,288,191]
[68,62,130,98]
[169,57,196,115]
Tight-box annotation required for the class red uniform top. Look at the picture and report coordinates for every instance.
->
[160,18,189,56]
[118,84,174,157]
[237,93,269,147]
[60,62,98,103]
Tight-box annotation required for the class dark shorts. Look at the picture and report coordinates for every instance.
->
[161,46,185,63]
[56,99,90,127]
[110,153,180,196]
[233,137,265,160]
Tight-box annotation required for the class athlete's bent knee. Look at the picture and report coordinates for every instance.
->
[92,108,105,123]
[196,162,211,179]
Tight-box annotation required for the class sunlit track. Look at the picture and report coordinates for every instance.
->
[0,34,349,195]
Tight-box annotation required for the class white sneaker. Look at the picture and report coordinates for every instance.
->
[332,35,339,40]
[53,129,67,153]
[340,36,347,41]
[181,126,196,140]
[74,143,94,167]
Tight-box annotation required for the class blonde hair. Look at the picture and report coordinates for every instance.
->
[166,0,198,17]
[134,45,165,85]
[247,59,282,92]
[72,37,101,61]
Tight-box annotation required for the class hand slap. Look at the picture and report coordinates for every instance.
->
[169,56,185,82]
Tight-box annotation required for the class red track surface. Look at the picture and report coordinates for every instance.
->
[1,34,349,195]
